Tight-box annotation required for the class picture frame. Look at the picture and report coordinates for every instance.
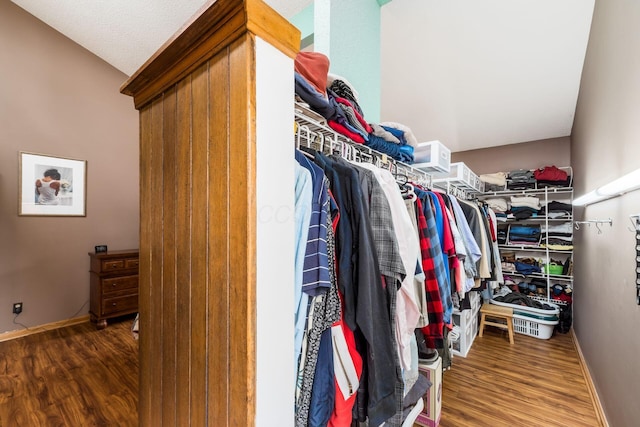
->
[18,152,87,216]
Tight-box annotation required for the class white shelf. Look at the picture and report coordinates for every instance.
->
[502,270,573,282]
[499,244,573,253]
[497,216,573,222]
[481,186,574,197]
[294,106,432,189]
[487,176,575,305]
[432,162,484,194]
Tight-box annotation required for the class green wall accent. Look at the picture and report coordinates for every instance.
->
[290,3,314,44]
[313,0,382,122]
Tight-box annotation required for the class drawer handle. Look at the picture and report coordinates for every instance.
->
[112,283,117,287]
[112,302,117,306]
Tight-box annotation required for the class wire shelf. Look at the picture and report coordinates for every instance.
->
[294,106,432,189]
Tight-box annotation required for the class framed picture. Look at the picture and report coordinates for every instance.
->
[18,152,87,216]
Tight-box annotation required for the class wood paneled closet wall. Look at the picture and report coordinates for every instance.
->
[121,0,300,425]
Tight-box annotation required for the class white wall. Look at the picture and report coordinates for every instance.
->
[255,36,296,427]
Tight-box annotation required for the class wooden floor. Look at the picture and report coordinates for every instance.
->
[440,326,602,427]
[0,317,138,427]
[0,319,601,426]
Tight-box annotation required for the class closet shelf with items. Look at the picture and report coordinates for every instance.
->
[295,104,432,188]
[477,166,574,339]
[432,162,485,194]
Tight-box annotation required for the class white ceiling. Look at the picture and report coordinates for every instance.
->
[381,0,594,152]
[11,0,594,153]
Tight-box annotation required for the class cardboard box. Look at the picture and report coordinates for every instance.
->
[415,356,442,427]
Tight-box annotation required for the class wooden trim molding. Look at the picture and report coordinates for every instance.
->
[0,315,90,343]
[571,330,610,427]
[121,0,299,109]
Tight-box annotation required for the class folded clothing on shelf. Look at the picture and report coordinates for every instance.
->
[534,166,568,182]
[510,206,541,220]
[508,225,542,244]
[541,222,573,234]
[507,169,536,189]
[480,172,507,187]
[485,197,509,212]
[365,133,414,163]
[510,196,541,209]
[542,201,573,215]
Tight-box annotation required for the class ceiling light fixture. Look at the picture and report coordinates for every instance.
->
[573,168,640,206]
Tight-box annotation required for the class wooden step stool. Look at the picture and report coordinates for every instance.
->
[479,303,514,344]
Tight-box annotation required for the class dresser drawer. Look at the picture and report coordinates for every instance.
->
[102,294,138,316]
[125,258,139,269]
[101,257,138,272]
[102,275,138,295]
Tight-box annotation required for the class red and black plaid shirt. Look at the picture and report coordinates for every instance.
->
[415,198,445,349]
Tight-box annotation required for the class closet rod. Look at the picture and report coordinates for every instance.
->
[433,180,471,200]
[573,218,612,234]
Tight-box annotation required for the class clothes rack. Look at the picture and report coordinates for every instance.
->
[573,218,612,233]
[295,110,432,189]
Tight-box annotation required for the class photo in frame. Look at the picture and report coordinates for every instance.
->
[18,152,87,216]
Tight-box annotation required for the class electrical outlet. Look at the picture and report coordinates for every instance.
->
[12,302,22,315]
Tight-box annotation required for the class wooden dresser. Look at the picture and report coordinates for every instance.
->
[88,249,139,329]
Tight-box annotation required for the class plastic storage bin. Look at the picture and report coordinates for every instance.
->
[451,295,481,357]
[433,162,484,192]
[543,263,564,275]
[413,140,451,173]
[512,315,557,339]
[489,299,559,339]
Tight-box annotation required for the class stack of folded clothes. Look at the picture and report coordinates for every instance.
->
[366,121,416,163]
[541,222,573,250]
[485,198,509,222]
[497,226,508,244]
[509,196,541,220]
[294,52,373,143]
[293,52,417,163]
[534,165,571,188]
[480,172,507,191]
[540,200,573,219]
[508,224,541,246]
[507,169,536,190]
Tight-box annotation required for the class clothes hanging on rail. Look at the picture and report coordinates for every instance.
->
[312,152,400,426]
[292,144,502,425]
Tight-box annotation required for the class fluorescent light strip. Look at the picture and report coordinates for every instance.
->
[573,168,640,206]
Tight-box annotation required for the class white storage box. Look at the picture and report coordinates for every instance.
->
[451,308,479,358]
[433,162,484,192]
[416,357,442,427]
[413,140,451,173]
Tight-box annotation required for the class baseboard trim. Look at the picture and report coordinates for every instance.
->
[0,315,90,343]
[571,329,609,427]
